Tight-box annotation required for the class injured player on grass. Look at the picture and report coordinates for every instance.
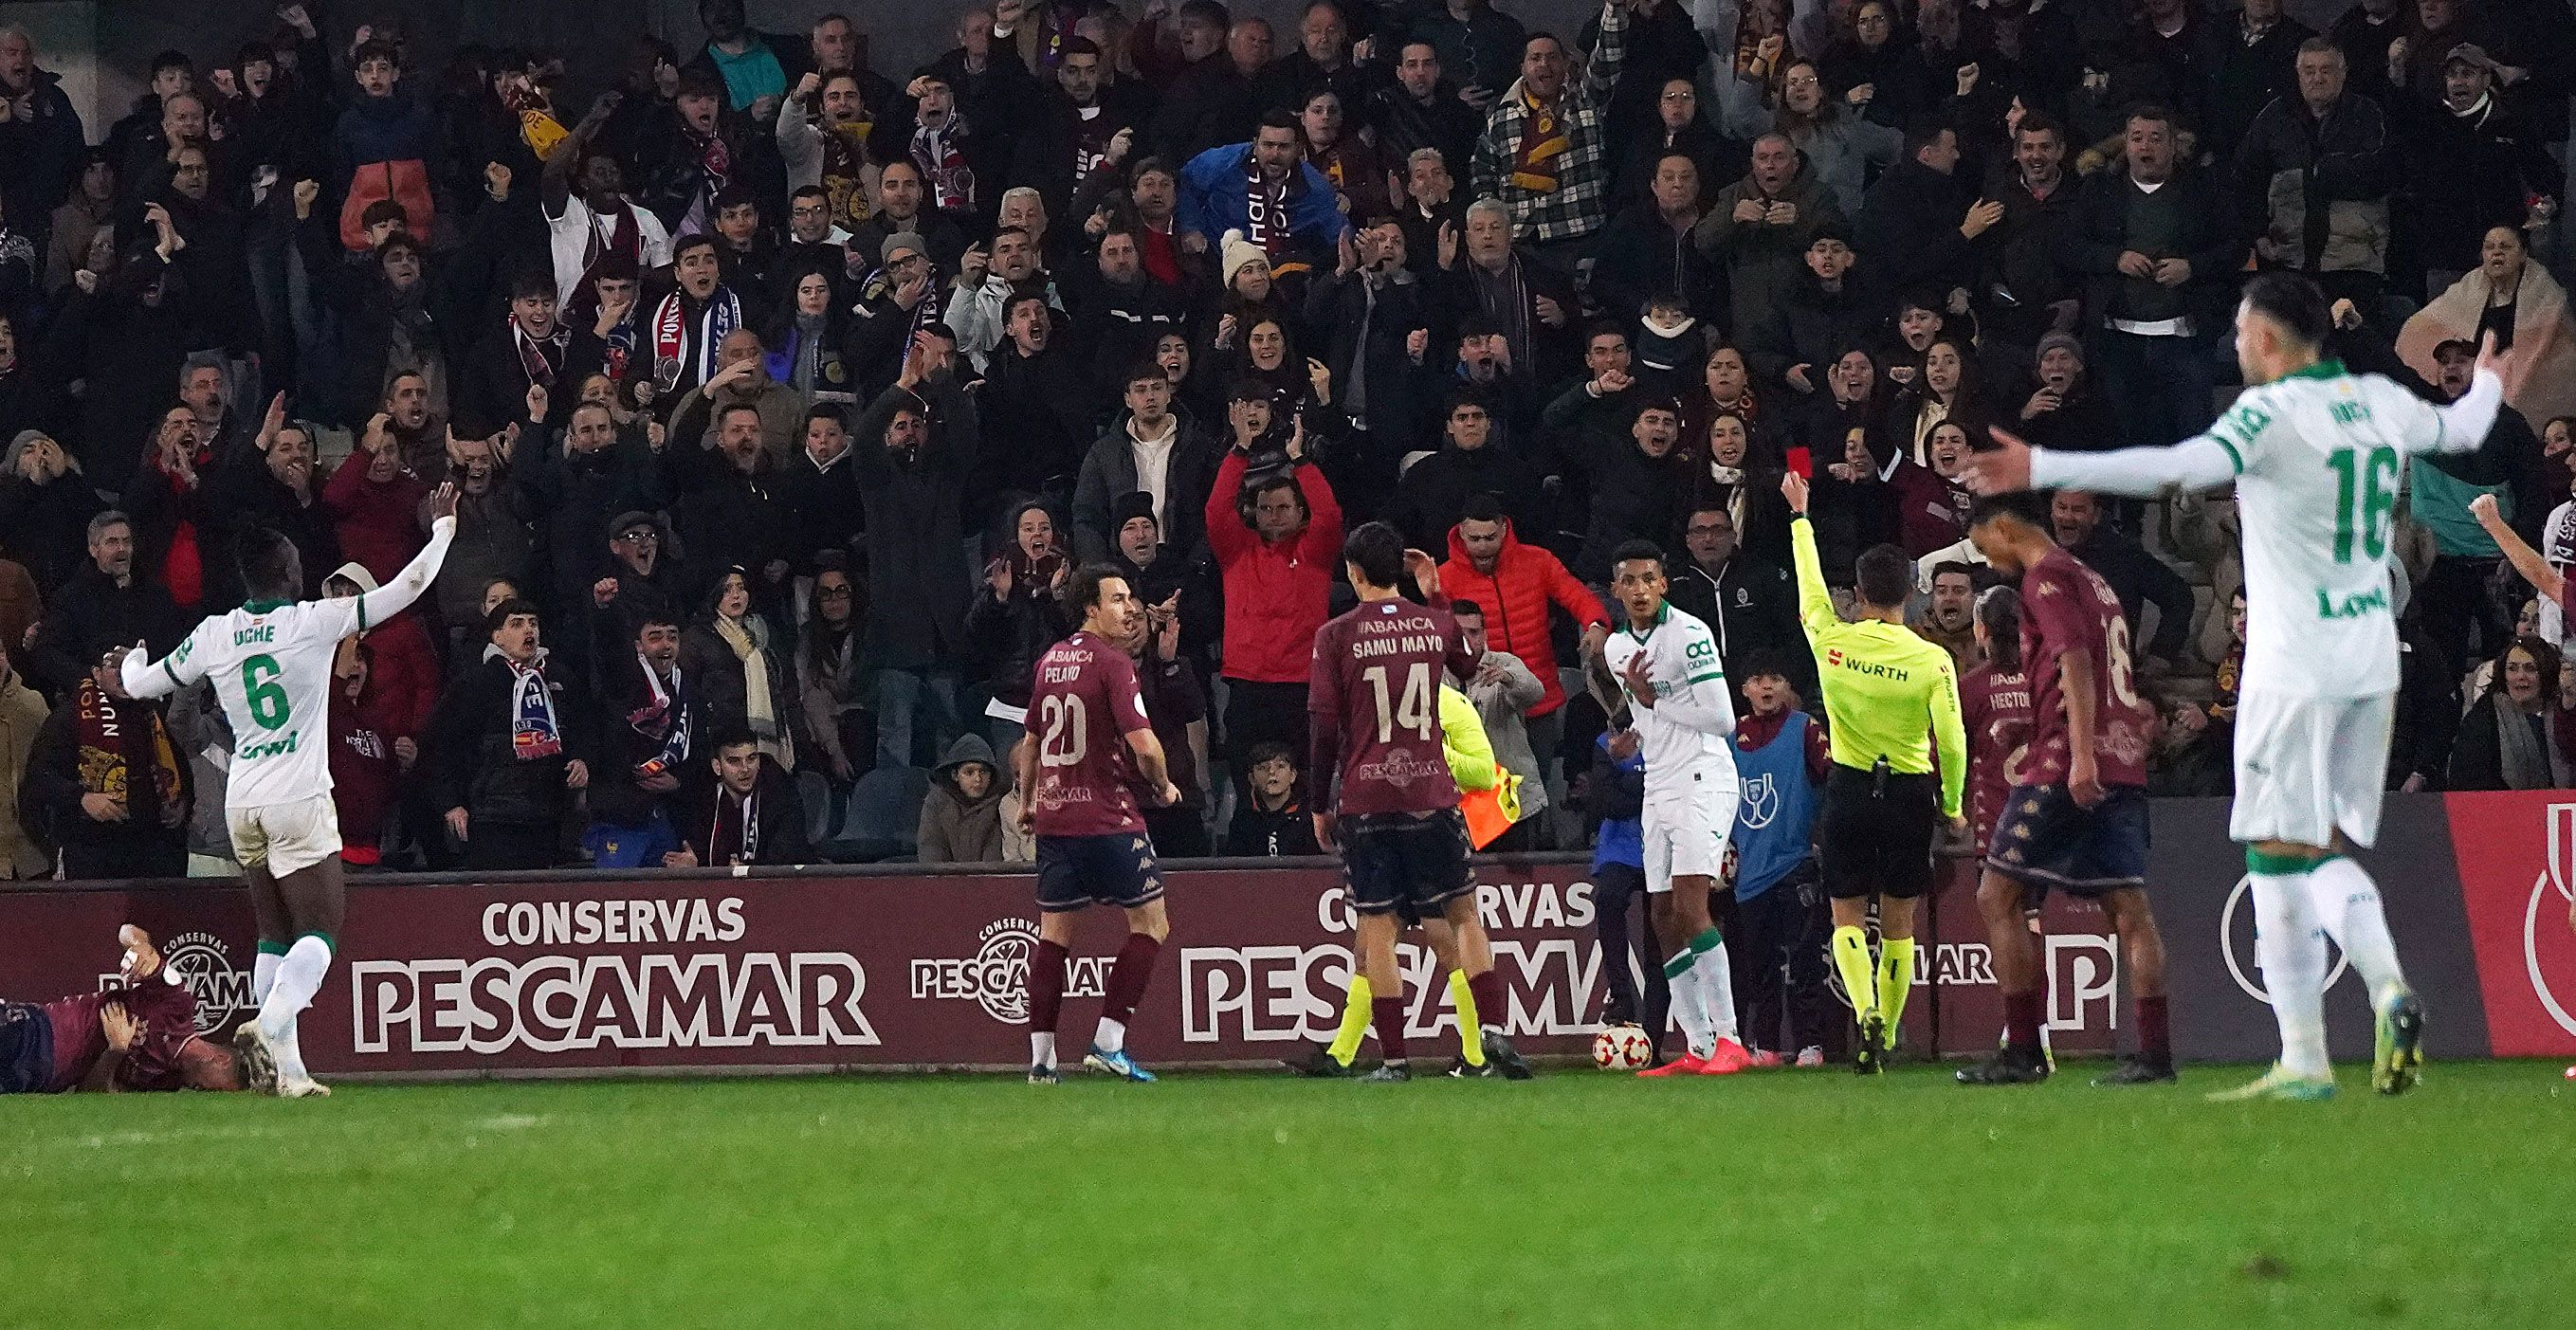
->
[0,925,246,1094]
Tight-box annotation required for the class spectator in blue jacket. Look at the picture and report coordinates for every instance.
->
[1177,110,1350,271]
[1726,652,1833,1067]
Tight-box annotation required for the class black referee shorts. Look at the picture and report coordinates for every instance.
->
[1818,765,1940,902]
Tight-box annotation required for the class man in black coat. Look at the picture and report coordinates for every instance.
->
[1384,386,1550,555]
[1744,227,1885,398]
[1854,125,2000,307]
[25,511,183,701]
[2052,488,2194,667]
[429,599,594,871]
[1071,365,1220,566]
[776,406,866,577]
[1059,227,1190,423]
[1010,36,1151,224]
[513,402,668,639]
[1978,112,2086,362]
[1364,39,1482,183]
[1665,500,1814,704]
[850,333,977,770]
[1301,217,1428,511]
[671,731,810,867]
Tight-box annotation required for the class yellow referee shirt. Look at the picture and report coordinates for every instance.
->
[1789,517,1967,819]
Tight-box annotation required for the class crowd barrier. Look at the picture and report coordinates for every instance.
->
[2,793,2570,1078]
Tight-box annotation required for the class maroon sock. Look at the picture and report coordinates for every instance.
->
[1102,933,1161,1025]
[1372,994,1409,1064]
[1467,970,1506,1035]
[2003,991,2044,1053]
[1030,939,1069,1036]
[2136,993,2171,1062]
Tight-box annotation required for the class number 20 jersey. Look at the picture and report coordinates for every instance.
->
[2204,368,2450,699]
[1026,631,1150,837]
[166,597,369,810]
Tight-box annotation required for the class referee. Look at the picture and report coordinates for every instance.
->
[1780,472,1966,1073]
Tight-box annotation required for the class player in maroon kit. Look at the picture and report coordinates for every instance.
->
[1958,497,2177,1087]
[0,926,245,1093]
[1960,584,2051,1063]
[1011,566,1183,1084]
[1309,522,1528,1082]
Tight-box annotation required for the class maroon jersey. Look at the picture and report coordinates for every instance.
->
[1308,598,1479,816]
[1027,632,1152,836]
[1960,662,2034,844]
[40,968,199,1092]
[2018,546,2152,790]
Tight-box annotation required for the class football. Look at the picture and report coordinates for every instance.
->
[1593,1025,1653,1071]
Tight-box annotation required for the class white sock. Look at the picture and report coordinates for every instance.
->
[1030,1031,1056,1069]
[2306,857,2408,1001]
[1664,953,1711,1057]
[1093,1016,1126,1054]
[259,936,332,1043]
[274,1014,310,1084]
[252,950,282,1005]
[1694,939,1740,1043]
[2250,871,2331,1080]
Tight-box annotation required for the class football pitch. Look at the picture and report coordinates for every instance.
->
[9,1062,2571,1328]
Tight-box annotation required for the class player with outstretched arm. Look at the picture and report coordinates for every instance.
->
[1967,272,2510,1100]
[108,485,458,1098]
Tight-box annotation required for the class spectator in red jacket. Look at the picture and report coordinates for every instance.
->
[323,562,439,743]
[1434,493,1609,793]
[320,420,430,587]
[1204,386,1342,776]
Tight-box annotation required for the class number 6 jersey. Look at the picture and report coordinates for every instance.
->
[150,596,375,810]
[1307,597,1478,816]
[1027,630,1152,837]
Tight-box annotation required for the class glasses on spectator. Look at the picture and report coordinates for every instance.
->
[1785,74,1820,87]
[1660,90,1693,100]
[818,585,853,600]
[791,203,828,217]
[616,529,659,544]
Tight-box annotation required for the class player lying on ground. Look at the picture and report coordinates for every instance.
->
[1967,273,2505,1100]
[1781,473,1966,1073]
[109,485,460,1098]
[1012,565,1180,1084]
[1600,537,1756,1077]
[0,926,244,1093]
[1956,497,2176,1087]
[1309,523,1531,1082]
[1290,666,1532,1079]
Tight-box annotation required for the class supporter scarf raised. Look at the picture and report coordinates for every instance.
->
[688,125,734,207]
[512,316,569,389]
[859,263,944,337]
[1244,162,1294,260]
[1508,90,1569,193]
[650,286,743,391]
[911,115,977,213]
[628,659,691,780]
[822,121,875,228]
[71,674,182,810]
[709,787,759,865]
[505,656,563,761]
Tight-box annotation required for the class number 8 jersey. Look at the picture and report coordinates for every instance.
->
[155,596,374,810]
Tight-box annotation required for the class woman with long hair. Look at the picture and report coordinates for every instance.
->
[1299,90,1390,221]
[1694,409,1792,564]
[2450,634,2575,790]
[759,258,854,408]
[1886,334,1986,466]
[963,501,1073,755]
[1960,584,2029,847]
[1767,59,1901,215]
[682,566,799,773]
[1819,0,1921,130]
[796,555,872,786]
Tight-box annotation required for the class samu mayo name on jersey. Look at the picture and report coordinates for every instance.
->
[1603,604,1735,782]
[165,597,366,809]
[2207,363,2452,699]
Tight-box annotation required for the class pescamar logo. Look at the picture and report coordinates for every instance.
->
[99,931,250,1036]
[909,919,1106,1025]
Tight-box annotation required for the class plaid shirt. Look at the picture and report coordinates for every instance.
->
[1469,3,1627,245]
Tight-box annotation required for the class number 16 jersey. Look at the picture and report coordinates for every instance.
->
[1027,631,1151,837]
[159,597,370,810]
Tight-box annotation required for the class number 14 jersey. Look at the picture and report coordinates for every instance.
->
[1027,631,1151,837]
[160,597,370,810]
[1308,598,1478,816]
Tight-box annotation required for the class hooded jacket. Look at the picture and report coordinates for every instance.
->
[916,733,1006,865]
[1435,518,1607,718]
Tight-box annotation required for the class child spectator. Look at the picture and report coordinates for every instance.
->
[916,734,1005,865]
[1225,740,1318,857]
[1726,654,1832,1067]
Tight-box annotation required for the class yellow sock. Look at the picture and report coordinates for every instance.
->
[1876,938,1916,1048]
[1832,926,1877,1022]
[1326,974,1373,1066]
[1452,970,1486,1066]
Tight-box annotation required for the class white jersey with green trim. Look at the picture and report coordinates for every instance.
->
[1602,602,1736,787]
[158,597,364,809]
[2203,364,2452,700]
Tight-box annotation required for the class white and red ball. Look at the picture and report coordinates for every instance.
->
[1594,1025,1653,1071]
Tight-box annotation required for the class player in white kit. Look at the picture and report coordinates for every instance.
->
[1969,274,2507,1101]
[109,485,459,1097]
[1599,538,1752,1076]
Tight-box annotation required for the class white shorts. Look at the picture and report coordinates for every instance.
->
[2228,688,2394,850]
[1642,771,1739,894]
[227,794,344,877]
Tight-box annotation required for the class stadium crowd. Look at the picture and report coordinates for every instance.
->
[0,0,2571,920]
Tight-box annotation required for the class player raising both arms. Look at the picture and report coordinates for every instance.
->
[1309,523,1520,1083]
[1957,497,2176,1086]
[1012,566,1181,1084]
[1969,272,2510,1099]
[109,485,460,1098]
[1600,538,1752,1077]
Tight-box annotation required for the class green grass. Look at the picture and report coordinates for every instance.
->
[8,1061,2574,1328]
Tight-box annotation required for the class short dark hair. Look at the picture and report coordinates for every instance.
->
[1450,598,1485,621]
[670,232,719,263]
[150,50,192,77]
[1126,359,1168,390]
[1970,492,2049,531]
[1227,376,1273,405]
[2126,103,2179,137]
[708,727,759,755]
[1343,521,1406,588]
[1246,739,1296,768]
[484,597,540,637]
[352,38,401,70]
[1178,0,1232,29]
[1929,560,1978,587]
[1061,35,1104,60]
[1005,290,1051,322]
[804,404,846,431]
[1854,543,1912,610]
[507,267,557,303]
[236,528,300,600]
[1257,108,1301,137]
[635,607,683,638]
[1130,155,1176,183]
[2240,271,2332,350]
[1737,648,1792,682]
[713,185,759,216]
[2015,110,2065,144]
[718,402,764,428]
[360,198,411,231]
[1063,562,1128,613]
[1585,319,1629,350]
[791,184,829,206]
[1459,492,1507,526]
[1610,539,1666,575]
